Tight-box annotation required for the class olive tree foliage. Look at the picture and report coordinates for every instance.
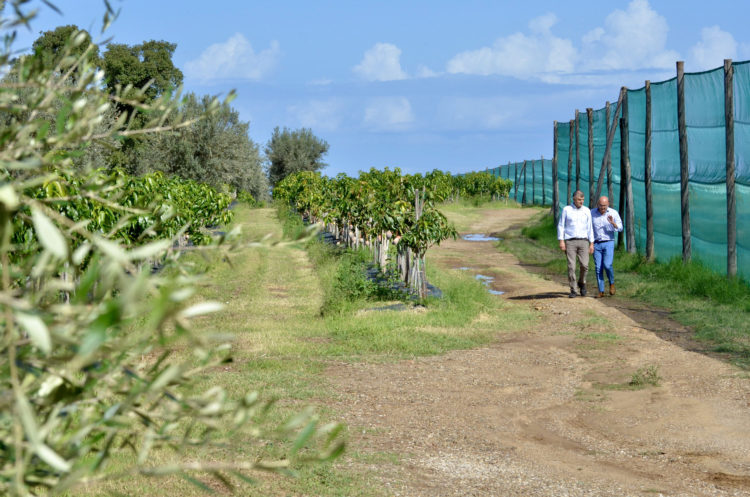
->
[0,4,341,496]
[265,126,329,187]
[133,93,269,200]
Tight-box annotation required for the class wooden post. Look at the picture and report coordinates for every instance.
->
[617,91,628,250]
[587,108,595,207]
[576,109,581,190]
[725,59,737,277]
[605,101,613,200]
[677,61,691,262]
[621,87,635,253]
[568,120,574,204]
[522,160,528,205]
[532,158,536,205]
[541,155,546,206]
[514,162,519,201]
[594,90,624,202]
[645,80,654,260]
[553,121,559,222]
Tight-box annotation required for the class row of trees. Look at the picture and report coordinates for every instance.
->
[274,169,512,298]
[7,24,331,201]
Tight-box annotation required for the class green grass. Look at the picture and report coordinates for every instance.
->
[79,204,532,496]
[592,365,662,391]
[499,211,750,368]
[629,365,661,388]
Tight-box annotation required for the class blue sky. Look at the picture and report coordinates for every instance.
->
[11,0,750,176]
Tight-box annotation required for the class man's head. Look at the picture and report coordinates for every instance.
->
[572,190,585,208]
[597,196,609,214]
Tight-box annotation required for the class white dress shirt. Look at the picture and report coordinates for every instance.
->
[557,204,594,242]
[592,207,623,242]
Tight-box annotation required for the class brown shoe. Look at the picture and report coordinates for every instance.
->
[609,283,616,296]
[594,291,605,298]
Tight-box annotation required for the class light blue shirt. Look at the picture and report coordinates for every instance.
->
[557,204,594,242]
[592,207,623,242]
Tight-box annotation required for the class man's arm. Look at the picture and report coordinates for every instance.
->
[557,208,567,251]
[611,210,623,232]
[587,209,595,254]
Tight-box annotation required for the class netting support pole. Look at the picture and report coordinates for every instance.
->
[575,109,581,192]
[587,108,595,207]
[645,80,654,261]
[532,158,536,205]
[725,59,737,278]
[514,162,519,201]
[605,101,614,201]
[553,121,559,223]
[617,114,630,250]
[595,91,623,203]
[522,160,528,205]
[568,120,574,205]
[621,87,636,253]
[541,155,546,207]
[677,60,691,263]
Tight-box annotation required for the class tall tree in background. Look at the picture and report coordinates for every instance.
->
[102,40,183,102]
[31,24,101,75]
[265,126,329,186]
[102,40,184,169]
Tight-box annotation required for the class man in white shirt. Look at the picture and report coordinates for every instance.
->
[591,196,623,298]
[557,190,594,298]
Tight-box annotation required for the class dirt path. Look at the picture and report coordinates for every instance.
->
[328,208,750,497]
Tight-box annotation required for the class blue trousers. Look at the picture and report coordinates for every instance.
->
[593,240,615,292]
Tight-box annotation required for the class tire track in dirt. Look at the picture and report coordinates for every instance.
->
[328,207,750,497]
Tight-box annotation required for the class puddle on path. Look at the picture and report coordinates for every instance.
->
[474,274,505,296]
[457,267,472,271]
[462,233,501,242]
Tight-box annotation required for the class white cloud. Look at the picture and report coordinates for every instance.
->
[184,34,280,83]
[446,13,577,80]
[287,99,343,131]
[416,65,438,78]
[528,12,557,34]
[581,0,678,70]
[690,26,737,71]
[353,43,408,81]
[363,97,414,130]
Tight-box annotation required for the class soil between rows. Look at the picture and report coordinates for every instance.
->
[327,207,750,497]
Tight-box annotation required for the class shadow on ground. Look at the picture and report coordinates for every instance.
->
[508,292,570,300]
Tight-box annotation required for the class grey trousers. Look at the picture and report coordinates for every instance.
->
[565,239,590,292]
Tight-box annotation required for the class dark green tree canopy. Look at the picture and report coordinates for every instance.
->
[102,40,183,101]
[31,24,100,67]
[265,126,329,187]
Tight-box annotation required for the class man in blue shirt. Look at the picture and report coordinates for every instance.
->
[591,196,623,298]
[557,191,594,298]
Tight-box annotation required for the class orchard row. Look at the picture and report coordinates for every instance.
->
[274,168,512,297]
